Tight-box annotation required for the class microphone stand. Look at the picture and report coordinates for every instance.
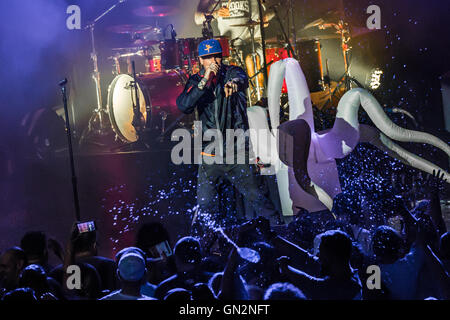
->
[59,79,81,221]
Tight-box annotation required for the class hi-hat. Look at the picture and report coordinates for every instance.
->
[133,6,179,17]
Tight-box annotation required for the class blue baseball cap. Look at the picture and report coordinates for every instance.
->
[198,39,222,57]
[118,252,146,282]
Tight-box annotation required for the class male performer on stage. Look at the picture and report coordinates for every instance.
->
[176,39,281,227]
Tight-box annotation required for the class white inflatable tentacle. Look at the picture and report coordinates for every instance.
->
[265,59,295,216]
[336,88,450,157]
[267,59,286,132]
[360,125,450,181]
[308,181,335,213]
[284,58,315,130]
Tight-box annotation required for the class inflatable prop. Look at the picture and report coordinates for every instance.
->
[247,58,450,215]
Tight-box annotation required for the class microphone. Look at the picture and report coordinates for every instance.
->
[206,72,216,88]
[59,78,68,87]
[170,24,177,40]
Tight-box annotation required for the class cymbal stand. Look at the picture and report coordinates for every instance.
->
[321,20,364,110]
[256,0,268,89]
[249,25,262,102]
[271,5,298,60]
[80,0,125,145]
[288,0,298,57]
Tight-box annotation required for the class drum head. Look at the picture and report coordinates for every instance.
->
[107,74,147,143]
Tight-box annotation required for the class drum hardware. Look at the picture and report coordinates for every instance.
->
[79,0,127,146]
[307,19,364,112]
[230,19,268,103]
[247,60,275,81]
[107,68,191,151]
[111,61,151,152]
[269,5,298,60]
[201,0,222,39]
[288,0,298,57]
[256,0,269,90]
[249,21,263,102]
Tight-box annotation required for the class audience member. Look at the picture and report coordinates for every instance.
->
[154,236,211,299]
[0,247,27,291]
[100,251,154,300]
[263,282,307,300]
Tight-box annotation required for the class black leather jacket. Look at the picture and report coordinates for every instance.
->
[176,64,250,157]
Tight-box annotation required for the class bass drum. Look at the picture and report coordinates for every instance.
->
[107,71,187,143]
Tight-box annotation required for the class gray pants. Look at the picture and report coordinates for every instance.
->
[196,163,280,228]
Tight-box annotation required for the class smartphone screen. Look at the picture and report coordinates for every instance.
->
[77,221,96,234]
[149,240,173,260]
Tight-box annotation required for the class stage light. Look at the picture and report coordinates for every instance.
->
[366,68,383,90]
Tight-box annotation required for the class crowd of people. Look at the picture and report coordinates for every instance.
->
[0,174,449,301]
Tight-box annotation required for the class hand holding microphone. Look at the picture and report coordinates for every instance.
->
[204,62,220,80]
[204,62,220,88]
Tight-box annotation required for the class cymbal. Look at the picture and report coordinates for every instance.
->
[303,18,326,30]
[133,6,179,17]
[107,24,155,34]
[302,10,341,30]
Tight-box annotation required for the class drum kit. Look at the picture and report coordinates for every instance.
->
[79,0,376,151]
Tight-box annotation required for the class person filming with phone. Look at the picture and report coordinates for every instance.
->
[50,221,118,293]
